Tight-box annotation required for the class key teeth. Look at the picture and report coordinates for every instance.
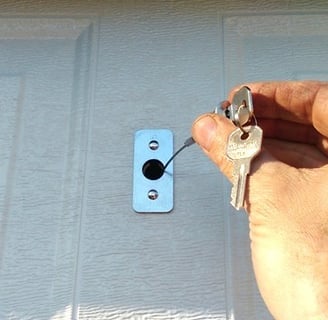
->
[230,174,244,211]
[230,200,242,211]
[230,176,237,208]
[230,184,240,210]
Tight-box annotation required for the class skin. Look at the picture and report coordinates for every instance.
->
[192,81,328,320]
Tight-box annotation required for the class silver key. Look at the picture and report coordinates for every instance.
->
[224,86,253,127]
[226,125,263,210]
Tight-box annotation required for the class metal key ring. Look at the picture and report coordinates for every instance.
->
[238,113,258,136]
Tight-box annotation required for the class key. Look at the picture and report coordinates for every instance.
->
[226,125,263,210]
[224,86,253,127]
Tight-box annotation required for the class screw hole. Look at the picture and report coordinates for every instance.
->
[149,140,159,150]
[142,159,164,180]
[148,189,159,200]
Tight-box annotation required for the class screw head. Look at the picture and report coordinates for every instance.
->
[148,189,159,200]
[149,140,159,150]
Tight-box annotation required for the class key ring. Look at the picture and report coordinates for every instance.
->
[220,100,251,134]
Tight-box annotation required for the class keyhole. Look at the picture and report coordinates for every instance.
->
[142,159,165,180]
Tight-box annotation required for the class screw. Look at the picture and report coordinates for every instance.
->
[149,140,159,150]
[148,189,159,200]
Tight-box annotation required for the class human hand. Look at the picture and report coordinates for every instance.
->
[192,81,328,320]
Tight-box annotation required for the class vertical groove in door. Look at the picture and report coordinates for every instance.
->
[217,12,236,320]
[0,77,25,270]
[70,19,100,320]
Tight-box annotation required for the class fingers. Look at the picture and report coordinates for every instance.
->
[258,118,328,157]
[259,118,318,144]
[264,139,328,169]
[229,81,328,137]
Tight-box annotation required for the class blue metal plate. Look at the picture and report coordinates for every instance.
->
[133,129,173,213]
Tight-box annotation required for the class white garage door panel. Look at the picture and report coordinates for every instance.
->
[77,10,227,319]
[223,13,328,320]
[0,18,95,319]
[1,3,328,320]
[224,14,328,85]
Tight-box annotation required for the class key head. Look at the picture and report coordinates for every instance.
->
[226,125,263,161]
[225,86,253,127]
[232,86,253,115]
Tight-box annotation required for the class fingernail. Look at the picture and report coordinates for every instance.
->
[192,115,218,152]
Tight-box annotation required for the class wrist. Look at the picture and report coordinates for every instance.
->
[253,232,328,320]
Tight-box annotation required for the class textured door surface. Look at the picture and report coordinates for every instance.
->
[0,1,327,319]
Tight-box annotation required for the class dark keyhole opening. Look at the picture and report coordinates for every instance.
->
[142,159,165,180]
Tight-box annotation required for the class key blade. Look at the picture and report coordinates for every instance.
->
[231,161,250,210]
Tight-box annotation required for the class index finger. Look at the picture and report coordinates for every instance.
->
[229,81,328,137]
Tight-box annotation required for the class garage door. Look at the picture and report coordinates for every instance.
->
[1,1,327,319]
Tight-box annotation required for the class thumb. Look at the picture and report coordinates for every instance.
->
[191,113,236,181]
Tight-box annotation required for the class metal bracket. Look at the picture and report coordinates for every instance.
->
[133,129,174,213]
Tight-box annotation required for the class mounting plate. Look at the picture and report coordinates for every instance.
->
[133,129,173,213]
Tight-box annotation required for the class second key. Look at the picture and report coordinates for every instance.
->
[226,125,263,210]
